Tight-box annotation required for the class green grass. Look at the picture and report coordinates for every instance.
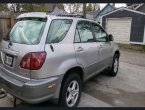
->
[143,45,145,51]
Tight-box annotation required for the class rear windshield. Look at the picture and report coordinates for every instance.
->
[5,18,46,45]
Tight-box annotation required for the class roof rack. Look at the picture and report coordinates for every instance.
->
[56,14,85,18]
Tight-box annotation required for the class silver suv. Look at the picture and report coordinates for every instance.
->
[0,12,120,107]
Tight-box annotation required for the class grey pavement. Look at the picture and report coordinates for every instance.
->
[83,61,145,107]
[0,50,145,107]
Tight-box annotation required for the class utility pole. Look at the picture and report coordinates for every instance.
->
[83,3,86,18]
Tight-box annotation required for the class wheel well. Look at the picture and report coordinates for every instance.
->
[62,67,83,82]
[58,67,83,104]
[59,67,83,99]
[115,50,120,58]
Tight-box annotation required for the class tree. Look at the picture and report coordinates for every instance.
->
[22,4,34,12]
[9,3,22,13]
[126,3,140,9]
[9,3,49,13]
[67,4,72,13]
[68,4,76,13]
[66,3,82,13]
[112,3,115,7]
[0,4,8,11]
[126,3,135,6]
[92,3,100,11]
[34,4,48,12]
[22,4,48,12]
[57,4,64,10]
[86,3,92,12]
[83,3,86,18]
[75,4,81,12]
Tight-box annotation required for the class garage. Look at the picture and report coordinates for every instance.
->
[102,8,145,45]
[106,18,132,44]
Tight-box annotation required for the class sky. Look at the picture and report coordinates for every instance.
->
[99,3,126,9]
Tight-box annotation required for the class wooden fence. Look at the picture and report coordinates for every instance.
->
[0,14,18,62]
[0,15,17,41]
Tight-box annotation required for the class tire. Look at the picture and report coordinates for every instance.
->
[109,54,119,76]
[58,73,82,107]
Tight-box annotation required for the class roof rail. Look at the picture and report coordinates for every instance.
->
[56,14,85,18]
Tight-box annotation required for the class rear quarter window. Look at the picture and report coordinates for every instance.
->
[46,19,73,44]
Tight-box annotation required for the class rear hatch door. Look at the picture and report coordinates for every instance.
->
[1,17,46,79]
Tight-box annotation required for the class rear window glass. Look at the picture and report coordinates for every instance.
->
[6,18,46,45]
[46,19,73,43]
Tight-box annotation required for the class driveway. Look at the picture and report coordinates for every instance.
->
[120,50,145,67]
[0,50,145,107]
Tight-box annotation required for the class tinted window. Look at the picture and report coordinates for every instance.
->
[92,23,108,42]
[7,19,46,45]
[46,19,72,43]
[76,21,95,43]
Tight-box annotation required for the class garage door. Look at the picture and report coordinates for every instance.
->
[106,18,132,44]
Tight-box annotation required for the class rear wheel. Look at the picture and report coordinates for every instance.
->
[109,54,119,76]
[59,73,82,107]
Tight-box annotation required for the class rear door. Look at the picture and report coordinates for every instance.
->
[92,23,113,69]
[0,18,46,79]
[74,21,99,79]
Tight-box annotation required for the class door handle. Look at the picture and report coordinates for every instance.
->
[76,47,84,52]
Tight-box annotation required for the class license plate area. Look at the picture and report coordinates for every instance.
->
[4,54,14,67]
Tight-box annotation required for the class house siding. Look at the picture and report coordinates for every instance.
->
[102,9,145,43]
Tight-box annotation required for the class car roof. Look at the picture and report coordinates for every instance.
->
[17,12,100,24]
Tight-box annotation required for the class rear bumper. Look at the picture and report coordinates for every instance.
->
[0,68,60,104]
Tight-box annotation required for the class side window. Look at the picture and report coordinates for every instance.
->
[74,29,81,42]
[76,21,95,43]
[46,19,72,43]
[92,23,108,42]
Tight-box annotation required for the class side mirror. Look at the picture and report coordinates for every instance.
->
[108,34,114,41]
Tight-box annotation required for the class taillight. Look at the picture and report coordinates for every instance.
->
[20,52,46,70]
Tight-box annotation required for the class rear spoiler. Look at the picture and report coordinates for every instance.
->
[16,17,47,22]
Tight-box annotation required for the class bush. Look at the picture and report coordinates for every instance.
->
[143,45,145,51]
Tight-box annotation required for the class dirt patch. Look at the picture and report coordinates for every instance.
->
[118,43,145,54]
